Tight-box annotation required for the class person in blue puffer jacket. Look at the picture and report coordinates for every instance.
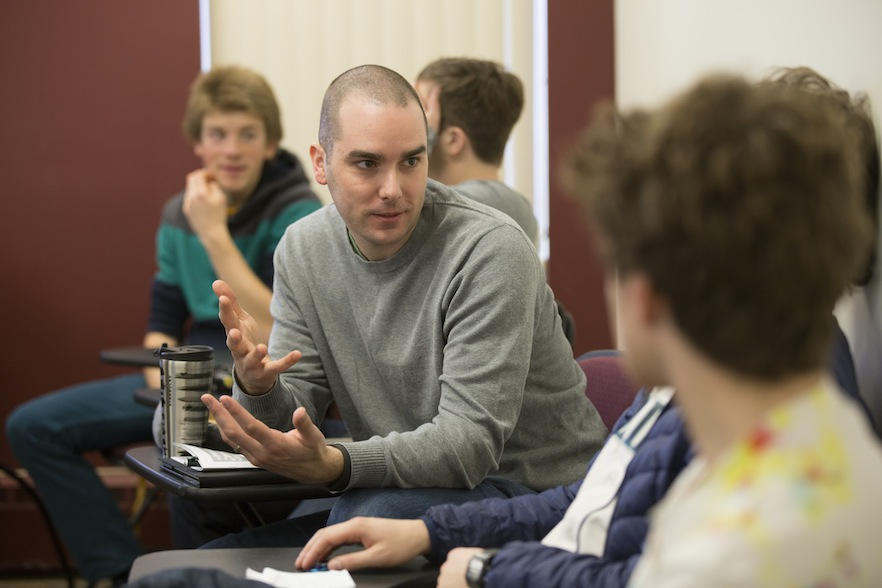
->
[126,338,869,588]
[124,325,869,588]
[287,318,869,588]
[420,390,692,588]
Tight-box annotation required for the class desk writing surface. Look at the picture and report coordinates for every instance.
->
[99,346,161,368]
[100,345,234,368]
[129,546,440,587]
[124,445,334,503]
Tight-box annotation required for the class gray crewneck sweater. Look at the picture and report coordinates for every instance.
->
[236,179,606,491]
[454,179,539,247]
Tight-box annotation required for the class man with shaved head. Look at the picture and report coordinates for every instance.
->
[171,64,606,547]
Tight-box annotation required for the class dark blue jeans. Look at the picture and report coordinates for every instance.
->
[5,373,153,582]
[199,477,534,549]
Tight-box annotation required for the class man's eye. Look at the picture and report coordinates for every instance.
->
[356,160,376,170]
[404,157,420,167]
[241,130,258,141]
[208,129,224,140]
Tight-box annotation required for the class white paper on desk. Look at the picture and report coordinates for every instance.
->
[245,567,355,588]
[173,442,258,470]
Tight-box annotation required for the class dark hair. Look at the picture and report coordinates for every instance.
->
[183,65,282,144]
[318,64,425,158]
[416,57,524,166]
[564,75,873,379]
[761,66,879,286]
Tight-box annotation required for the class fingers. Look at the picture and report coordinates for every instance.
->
[201,394,242,450]
[212,279,235,303]
[437,548,481,588]
[325,523,425,571]
[184,169,207,199]
[227,345,301,398]
[325,548,385,572]
[291,406,325,445]
[215,286,247,332]
[183,170,214,218]
[201,394,264,455]
[297,519,430,571]
[226,329,263,361]
[263,349,302,374]
[218,395,271,448]
[185,169,222,204]
[212,281,302,376]
[296,520,371,571]
[236,345,299,379]
[296,531,335,570]
[213,280,262,363]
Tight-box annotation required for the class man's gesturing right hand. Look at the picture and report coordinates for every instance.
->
[213,279,301,395]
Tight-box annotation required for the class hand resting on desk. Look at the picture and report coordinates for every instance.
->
[296,517,432,572]
[202,395,344,486]
[298,518,482,587]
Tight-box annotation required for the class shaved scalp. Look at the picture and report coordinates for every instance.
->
[318,64,426,157]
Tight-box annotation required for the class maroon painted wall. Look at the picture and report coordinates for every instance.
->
[0,2,200,468]
[0,1,615,463]
[547,0,616,357]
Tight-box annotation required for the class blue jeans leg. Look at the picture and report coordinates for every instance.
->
[199,509,330,549]
[5,373,154,582]
[327,478,535,524]
[200,478,535,550]
[168,494,303,549]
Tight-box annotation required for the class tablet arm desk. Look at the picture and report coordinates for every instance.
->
[124,446,335,527]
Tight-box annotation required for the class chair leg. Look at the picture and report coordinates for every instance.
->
[234,503,267,528]
[129,478,160,533]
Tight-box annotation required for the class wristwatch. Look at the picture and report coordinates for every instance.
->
[465,548,500,588]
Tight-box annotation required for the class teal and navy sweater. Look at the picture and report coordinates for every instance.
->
[148,149,321,355]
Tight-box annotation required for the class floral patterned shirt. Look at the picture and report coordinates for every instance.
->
[630,381,882,587]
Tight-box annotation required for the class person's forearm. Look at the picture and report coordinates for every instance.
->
[201,231,274,335]
[424,485,576,560]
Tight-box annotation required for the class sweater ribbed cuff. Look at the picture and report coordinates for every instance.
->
[326,443,351,492]
[336,441,389,489]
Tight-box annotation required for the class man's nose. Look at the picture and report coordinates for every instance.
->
[378,169,402,200]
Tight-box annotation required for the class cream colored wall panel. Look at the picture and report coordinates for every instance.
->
[505,1,535,204]
[209,0,535,207]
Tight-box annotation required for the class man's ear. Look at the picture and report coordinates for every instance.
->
[441,126,468,158]
[624,273,667,328]
[309,143,328,186]
[264,141,279,161]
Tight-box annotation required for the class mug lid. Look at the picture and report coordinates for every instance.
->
[156,344,214,361]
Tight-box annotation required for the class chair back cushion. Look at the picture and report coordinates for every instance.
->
[578,351,640,431]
